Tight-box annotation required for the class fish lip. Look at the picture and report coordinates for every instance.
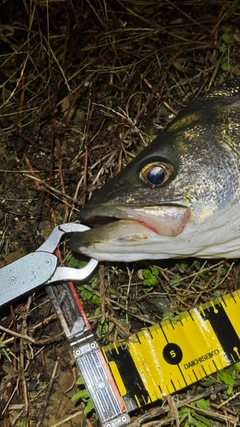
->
[80,201,191,237]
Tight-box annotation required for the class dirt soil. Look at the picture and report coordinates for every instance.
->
[1,1,240,426]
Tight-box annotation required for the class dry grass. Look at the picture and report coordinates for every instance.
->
[1,0,240,426]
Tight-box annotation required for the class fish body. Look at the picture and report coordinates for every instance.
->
[70,79,240,262]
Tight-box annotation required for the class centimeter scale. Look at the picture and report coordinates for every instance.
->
[49,277,240,427]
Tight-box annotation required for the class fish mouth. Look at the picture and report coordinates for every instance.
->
[69,202,191,256]
[81,203,191,237]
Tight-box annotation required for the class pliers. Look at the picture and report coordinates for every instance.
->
[0,225,131,427]
[0,223,98,307]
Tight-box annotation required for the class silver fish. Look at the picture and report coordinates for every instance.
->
[70,79,240,262]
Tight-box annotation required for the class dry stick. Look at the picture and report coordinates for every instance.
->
[97,72,168,147]
[108,5,121,86]
[1,379,20,416]
[184,403,238,425]
[35,359,59,427]
[83,284,155,326]
[0,51,29,111]
[24,154,42,190]
[129,71,167,128]
[167,395,180,427]
[19,71,25,130]
[70,122,111,209]
[24,173,75,205]
[107,315,130,336]
[143,419,175,427]
[55,136,69,222]
[83,144,89,206]
[81,89,94,207]
[48,123,56,213]
[69,86,98,219]
[122,58,182,143]
[10,305,19,373]
[0,324,63,345]
[217,390,240,409]
[50,410,84,427]
[166,0,212,33]
[19,297,32,424]
[40,32,71,92]
[0,318,13,344]
[125,267,134,326]
[117,146,123,173]
[86,418,94,427]
[30,313,57,331]
[128,380,240,427]
[206,8,223,92]
[99,264,106,323]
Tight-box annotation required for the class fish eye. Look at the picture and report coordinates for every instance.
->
[139,162,173,186]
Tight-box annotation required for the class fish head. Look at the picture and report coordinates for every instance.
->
[70,80,240,261]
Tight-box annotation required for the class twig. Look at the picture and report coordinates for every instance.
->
[35,359,59,427]
[99,264,106,323]
[50,409,84,427]
[0,324,64,345]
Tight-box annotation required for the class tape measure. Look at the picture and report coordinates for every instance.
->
[102,289,240,413]
[46,271,240,427]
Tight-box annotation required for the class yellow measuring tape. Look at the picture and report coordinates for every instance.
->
[102,289,240,413]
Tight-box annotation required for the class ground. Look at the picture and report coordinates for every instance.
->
[1,1,240,426]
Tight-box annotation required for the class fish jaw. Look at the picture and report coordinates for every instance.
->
[79,203,191,236]
[69,219,163,261]
[69,203,240,262]
[69,204,191,261]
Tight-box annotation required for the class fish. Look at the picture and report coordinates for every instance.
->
[69,79,240,262]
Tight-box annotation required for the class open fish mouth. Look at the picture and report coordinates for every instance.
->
[69,203,191,254]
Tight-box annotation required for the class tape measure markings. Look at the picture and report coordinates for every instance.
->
[103,290,240,412]
[201,303,239,362]
[103,345,150,411]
